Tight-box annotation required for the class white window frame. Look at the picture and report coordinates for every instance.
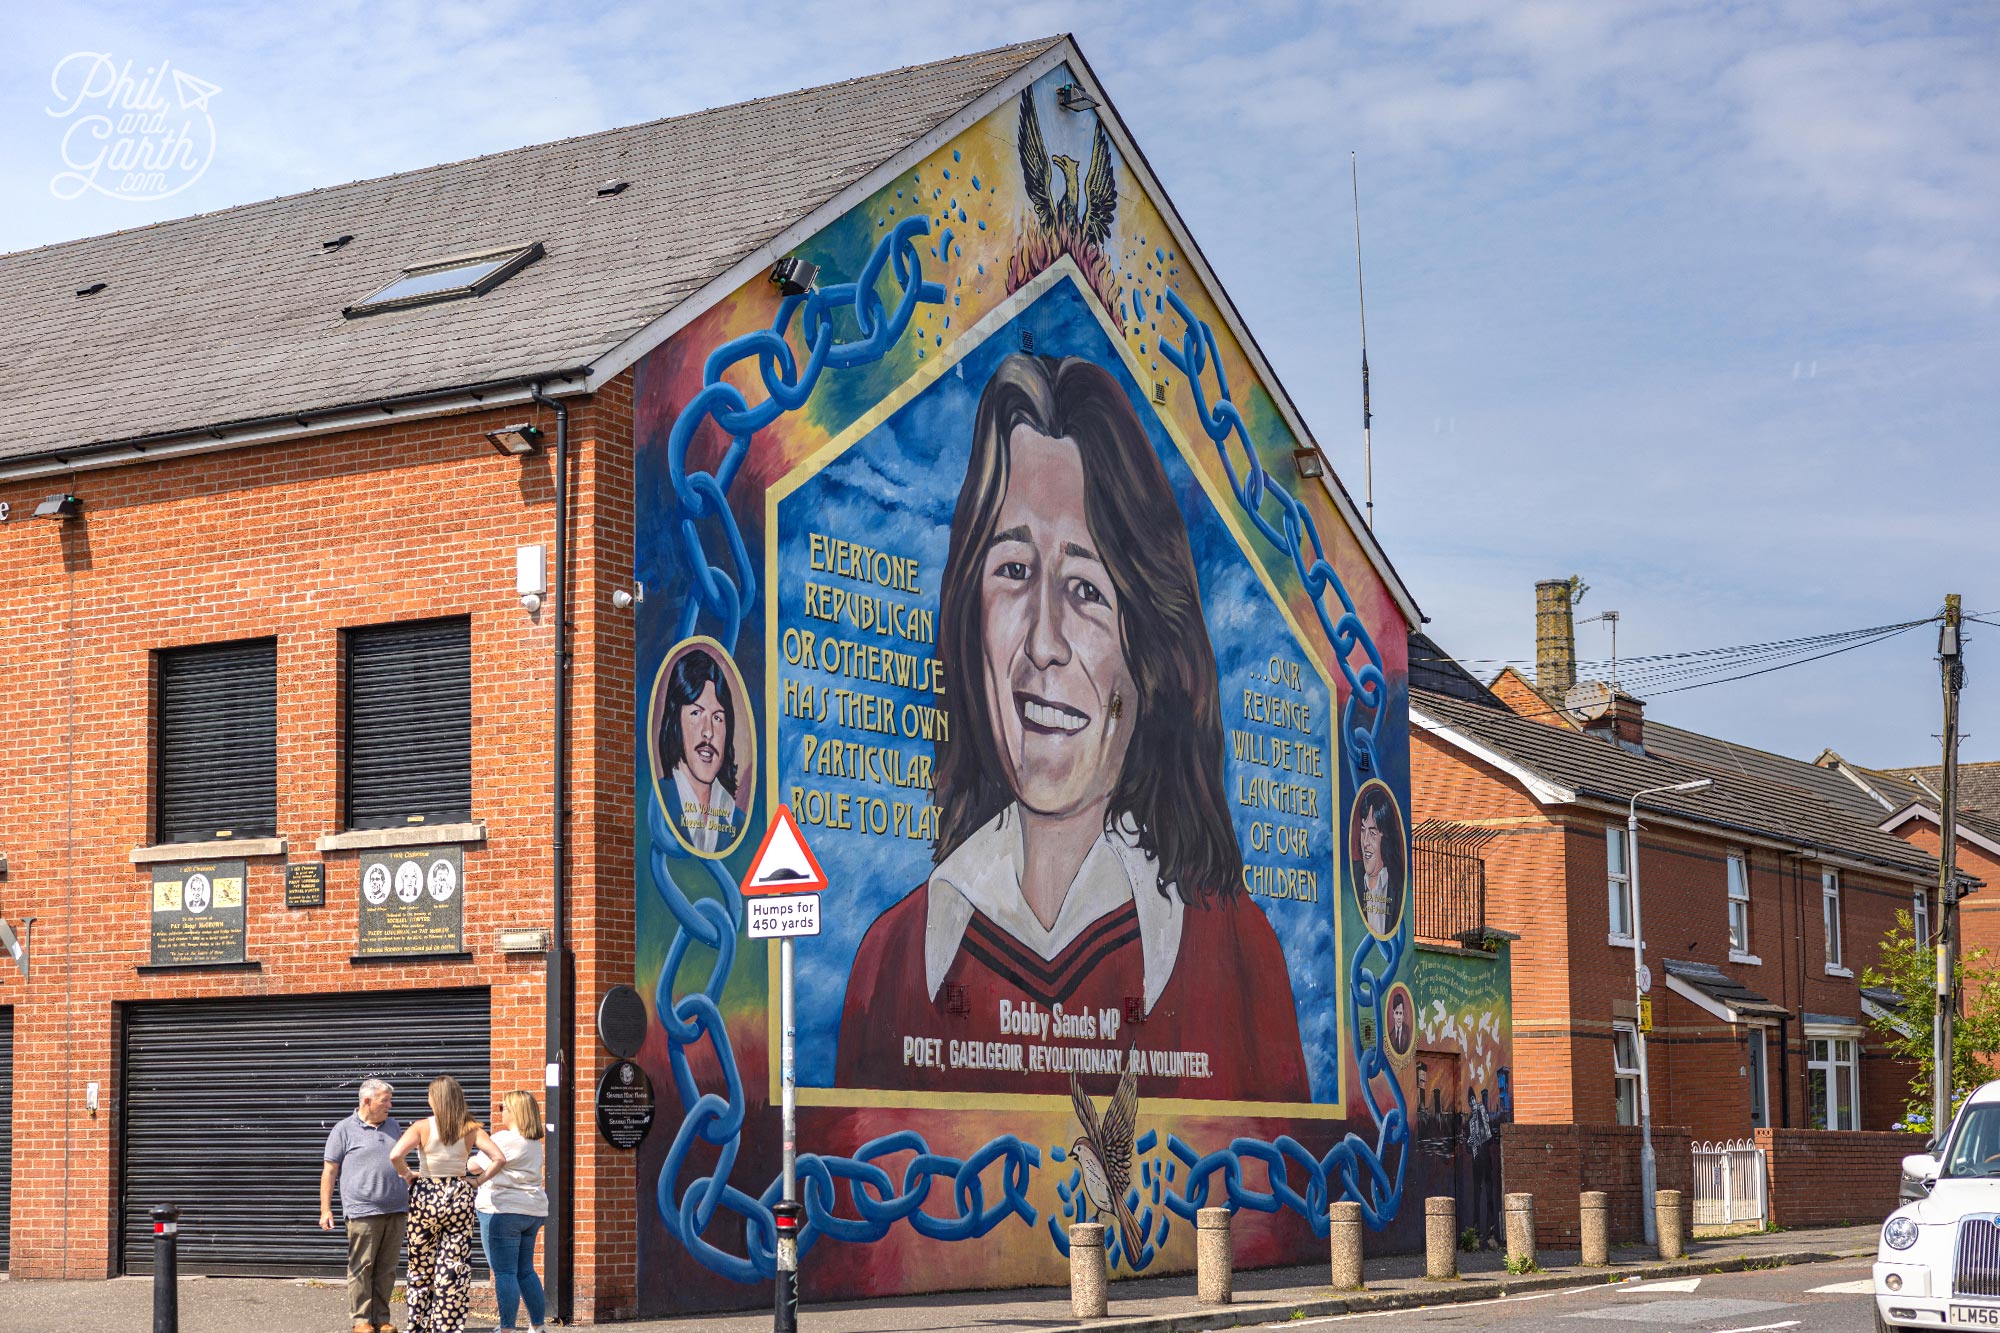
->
[1727,853,1754,961]
[1806,1031,1861,1130]
[1613,1022,1641,1126]
[1914,888,1931,949]
[1608,826,1634,944]
[1823,869,1849,975]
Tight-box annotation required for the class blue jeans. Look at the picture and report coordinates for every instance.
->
[477,1211,545,1329]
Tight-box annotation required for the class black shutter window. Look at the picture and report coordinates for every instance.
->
[346,617,472,828]
[156,638,278,844]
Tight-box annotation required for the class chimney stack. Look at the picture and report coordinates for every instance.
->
[1535,579,1577,695]
[1583,689,1648,755]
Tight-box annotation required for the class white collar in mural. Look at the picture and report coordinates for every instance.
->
[923,805,1183,1013]
[671,763,737,854]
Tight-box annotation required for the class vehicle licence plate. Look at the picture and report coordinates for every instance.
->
[1953,1305,2000,1327]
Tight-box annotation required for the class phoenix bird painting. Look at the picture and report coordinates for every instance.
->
[1070,1054,1142,1262]
[1009,88,1123,315]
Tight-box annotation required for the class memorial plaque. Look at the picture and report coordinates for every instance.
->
[150,860,247,966]
[357,845,464,956]
[597,985,649,1060]
[595,1060,656,1150]
[284,861,326,909]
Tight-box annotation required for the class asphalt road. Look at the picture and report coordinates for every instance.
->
[1269,1258,1882,1331]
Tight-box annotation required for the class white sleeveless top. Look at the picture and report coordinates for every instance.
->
[419,1120,471,1178]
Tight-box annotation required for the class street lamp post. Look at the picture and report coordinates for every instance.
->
[1628,776,1714,1247]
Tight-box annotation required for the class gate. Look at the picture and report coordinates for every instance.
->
[1692,1139,1766,1227]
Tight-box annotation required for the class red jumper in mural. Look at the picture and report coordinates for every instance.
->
[836,353,1309,1101]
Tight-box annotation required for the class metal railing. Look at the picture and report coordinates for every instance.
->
[1691,1139,1767,1227]
[1412,843,1486,944]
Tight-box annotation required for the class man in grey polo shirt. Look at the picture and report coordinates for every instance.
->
[322,1078,409,1333]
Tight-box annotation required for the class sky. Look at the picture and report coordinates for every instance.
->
[5,0,1995,769]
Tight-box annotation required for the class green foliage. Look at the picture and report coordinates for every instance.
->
[1459,1227,1480,1252]
[1504,1254,1541,1274]
[1861,908,2000,1134]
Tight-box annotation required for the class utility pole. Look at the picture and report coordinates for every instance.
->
[1934,594,1965,1140]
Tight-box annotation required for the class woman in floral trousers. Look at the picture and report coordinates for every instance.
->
[391,1076,503,1333]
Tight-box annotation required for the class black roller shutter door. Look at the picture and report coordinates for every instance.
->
[347,618,472,829]
[1,1007,12,1270]
[122,989,489,1275]
[157,638,278,843]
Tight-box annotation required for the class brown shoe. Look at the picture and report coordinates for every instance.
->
[353,1324,373,1333]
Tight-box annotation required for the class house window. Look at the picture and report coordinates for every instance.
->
[1914,888,1931,948]
[1728,854,1751,955]
[1822,869,1845,972]
[1608,827,1633,940]
[1613,1023,1642,1124]
[345,617,472,829]
[156,638,278,844]
[1807,1035,1860,1130]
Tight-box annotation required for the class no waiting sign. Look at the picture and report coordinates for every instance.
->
[746,894,820,938]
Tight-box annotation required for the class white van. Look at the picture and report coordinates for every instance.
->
[1877,1080,2000,1330]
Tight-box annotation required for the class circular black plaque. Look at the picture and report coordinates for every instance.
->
[597,984,648,1059]
[595,1060,656,1150]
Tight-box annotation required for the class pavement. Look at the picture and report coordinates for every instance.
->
[0,1222,1882,1332]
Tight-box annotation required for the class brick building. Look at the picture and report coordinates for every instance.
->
[1,32,1442,1318]
[0,39,1075,1317]
[1410,590,1939,1146]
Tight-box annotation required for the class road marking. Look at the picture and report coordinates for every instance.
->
[1265,1287,1579,1326]
[1617,1277,1703,1292]
[1806,1279,1878,1293]
[1708,1323,1800,1333]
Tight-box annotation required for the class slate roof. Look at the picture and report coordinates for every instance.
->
[1408,632,1504,709]
[1646,721,1895,825]
[1665,959,1790,1019]
[1878,761,2000,821]
[1412,687,1939,879]
[0,38,1061,463]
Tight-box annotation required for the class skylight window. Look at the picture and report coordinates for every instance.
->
[343,242,543,317]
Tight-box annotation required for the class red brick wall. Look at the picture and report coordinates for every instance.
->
[1755,1127,1922,1226]
[1502,1123,1693,1246]
[0,387,638,1318]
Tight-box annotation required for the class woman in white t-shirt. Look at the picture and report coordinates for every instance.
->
[472,1091,549,1333]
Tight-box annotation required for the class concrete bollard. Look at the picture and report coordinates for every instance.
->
[1655,1189,1685,1260]
[1070,1222,1108,1319]
[1329,1201,1365,1290]
[1196,1207,1233,1305]
[1579,1191,1609,1266]
[1424,1196,1457,1280]
[1503,1192,1536,1270]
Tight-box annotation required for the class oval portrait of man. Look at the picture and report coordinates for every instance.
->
[649,638,755,860]
[1349,778,1407,941]
[1383,981,1416,1065]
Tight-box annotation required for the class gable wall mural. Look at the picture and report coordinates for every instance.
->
[630,62,1419,1313]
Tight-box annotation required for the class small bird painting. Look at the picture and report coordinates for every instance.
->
[1070,1053,1142,1261]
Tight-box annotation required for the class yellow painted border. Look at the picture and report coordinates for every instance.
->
[756,256,1352,1120]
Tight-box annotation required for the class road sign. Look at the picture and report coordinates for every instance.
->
[1639,995,1654,1033]
[745,805,828,896]
[747,894,822,938]
[1637,963,1653,994]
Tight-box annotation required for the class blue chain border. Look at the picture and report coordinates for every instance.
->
[641,221,1407,1284]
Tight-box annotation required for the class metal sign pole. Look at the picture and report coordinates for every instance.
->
[773,934,802,1332]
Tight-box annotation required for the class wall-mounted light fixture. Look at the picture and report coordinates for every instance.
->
[516,544,548,613]
[1292,447,1326,480]
[487,424,544,457]
[1057,83,1099,112]
[498,927,551,953]
[770,256,817,296]
[611,583,644,610]
[34,493,82,521]
[0,914,32,981]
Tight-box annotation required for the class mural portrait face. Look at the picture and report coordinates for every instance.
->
[1384,982,1415,1063]
[650,639,754,859]
[1349,779,1407,940]
[979,422,1136,821]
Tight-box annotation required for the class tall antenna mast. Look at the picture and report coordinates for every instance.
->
[1351,152,1373,529]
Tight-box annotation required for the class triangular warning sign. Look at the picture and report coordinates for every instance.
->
[744,805,827,896]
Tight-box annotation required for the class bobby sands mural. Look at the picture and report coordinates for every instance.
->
[836,354,1308,1099]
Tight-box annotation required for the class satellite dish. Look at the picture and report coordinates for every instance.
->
[1566,680,1614,721]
